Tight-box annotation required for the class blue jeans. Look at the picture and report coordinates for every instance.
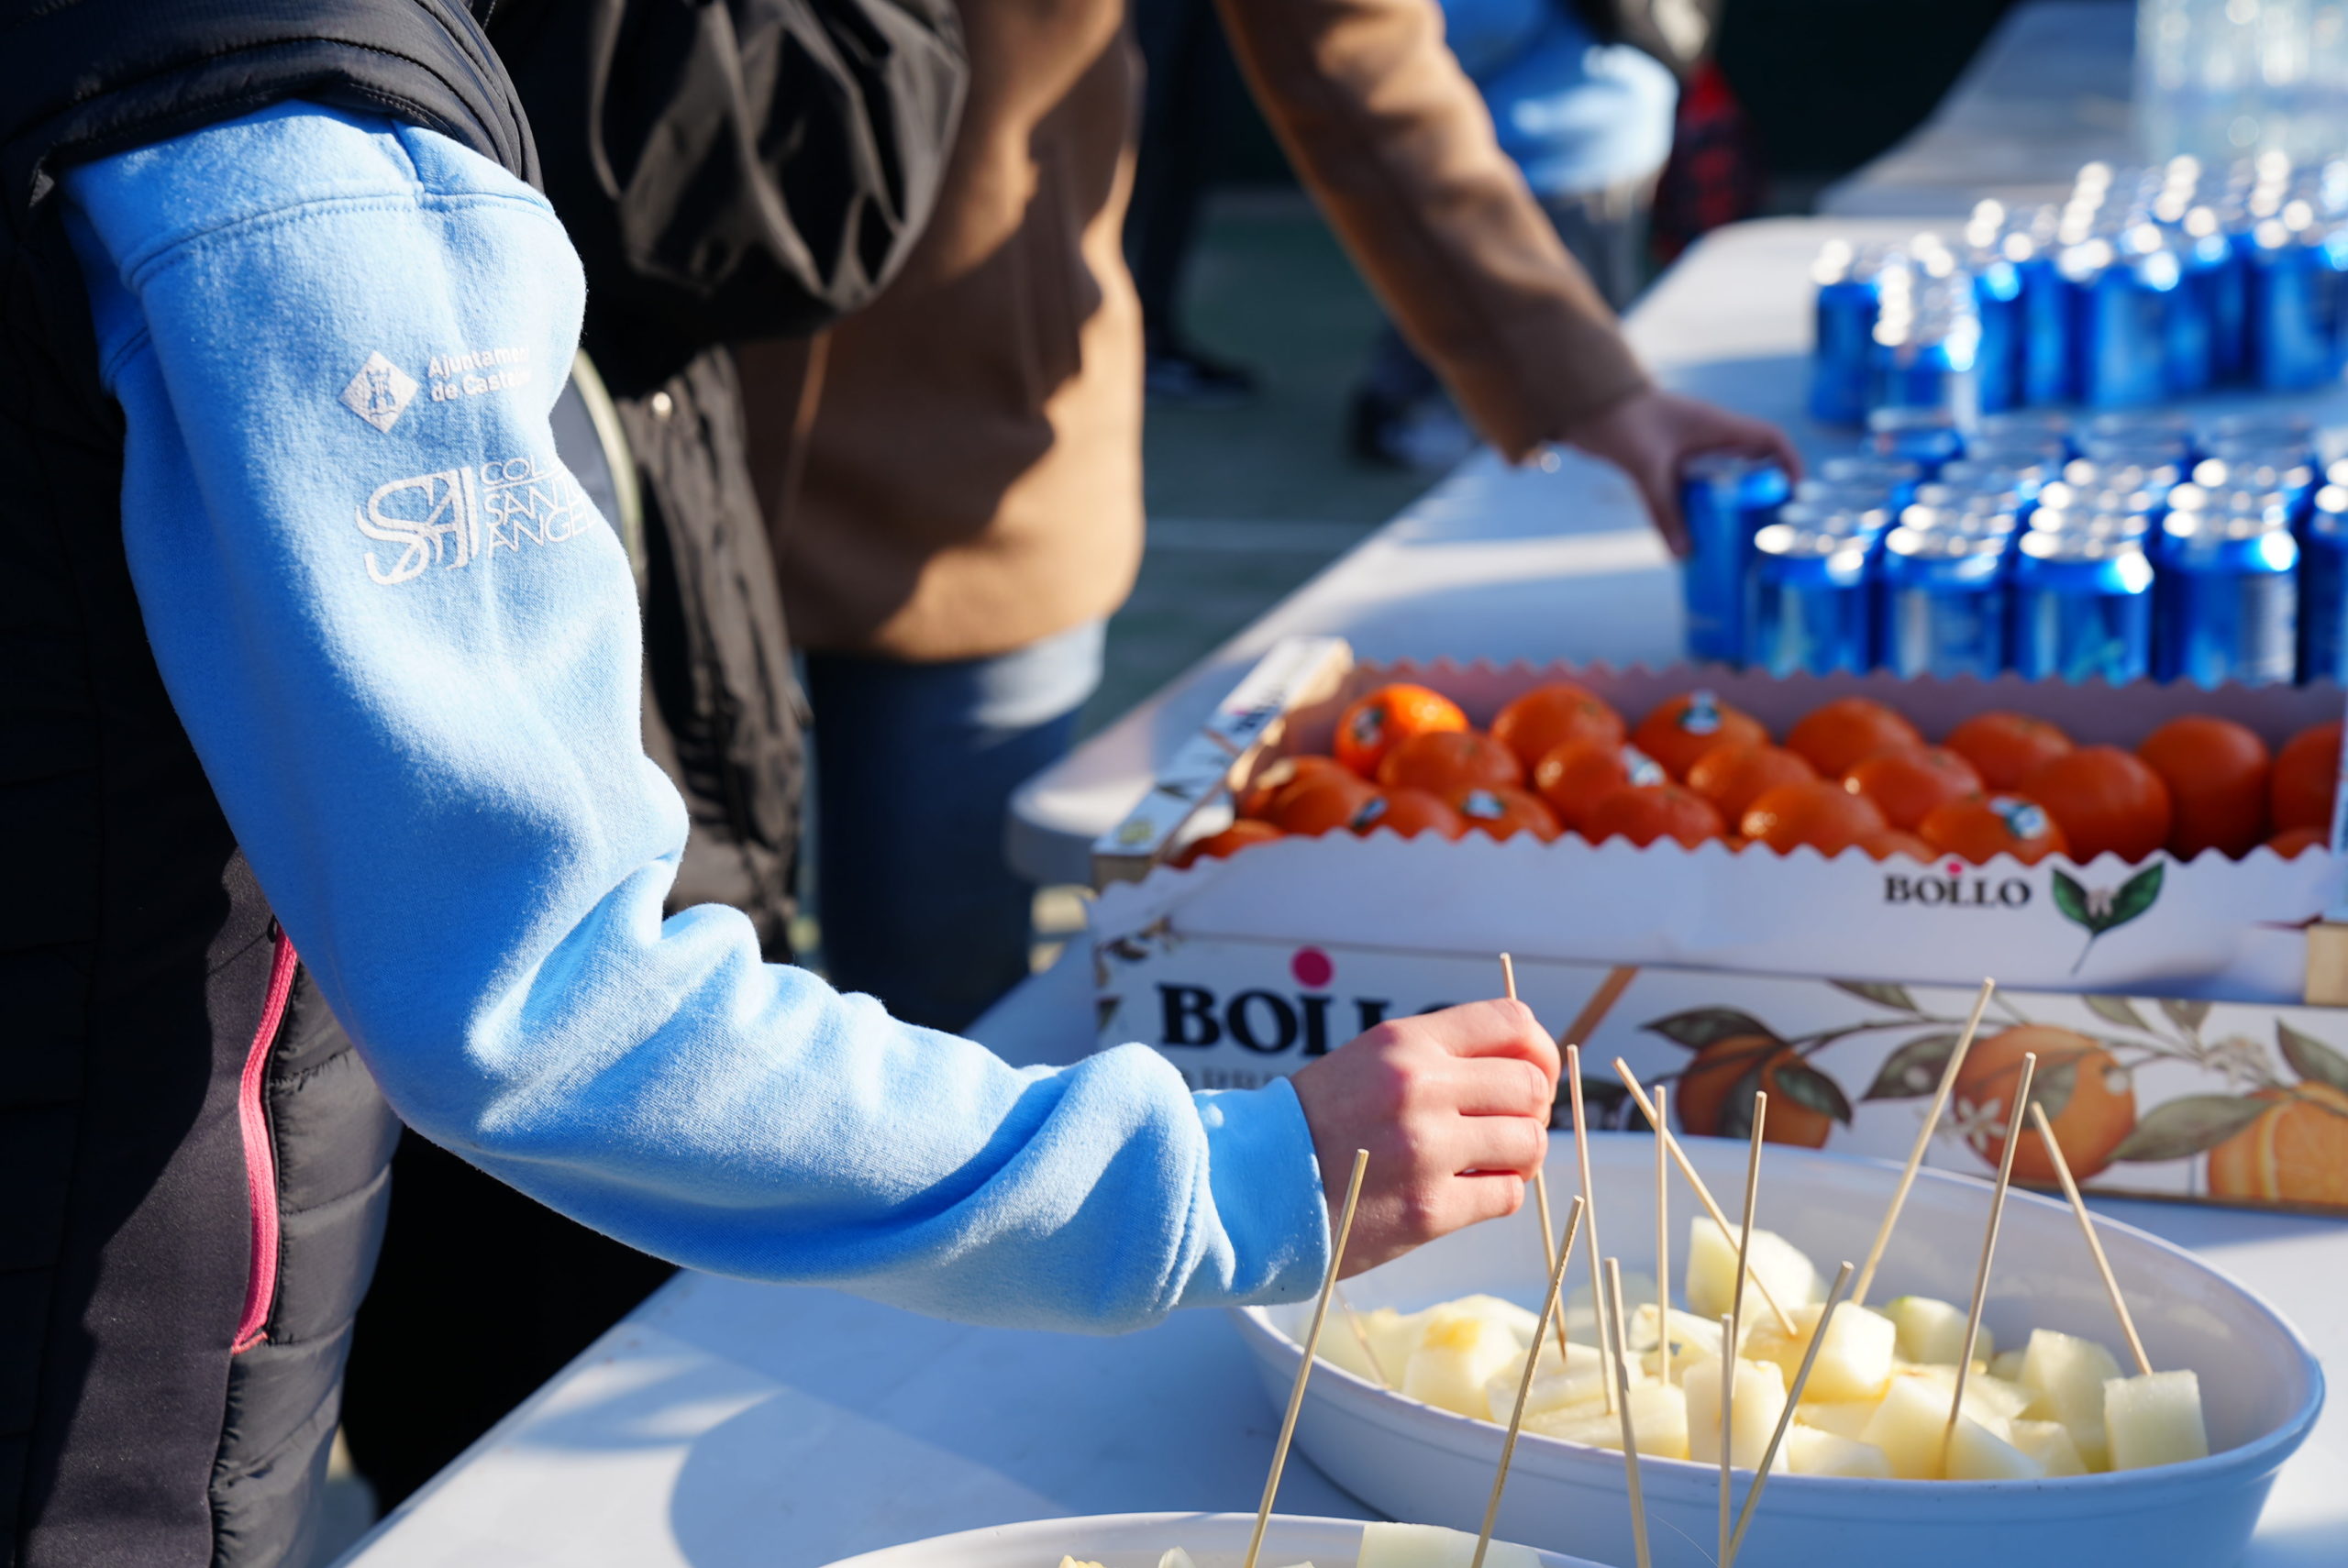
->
[803,621,1104,1032]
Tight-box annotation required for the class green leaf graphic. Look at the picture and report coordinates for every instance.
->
[2160,999,2212,1033]
[1829,979,1919,1013]
[2107,863,2165,928]
[2278,1021,2348,1095]
[2085,995,2152,1032]
[1643,1007,1781,1051]
[2027,1055,2080,1122]
[2051,867,2093,930]
[1722,1061,1767,1141]
[1865,1032,1963,1100]
[1772,1060,1856,1125]
[2108,1096,2271,1163]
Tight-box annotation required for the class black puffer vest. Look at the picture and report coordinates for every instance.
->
[0,5,532,1564]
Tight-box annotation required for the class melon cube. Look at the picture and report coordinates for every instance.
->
[1684,1356,1789,1468]
[1533,1379,1691,1461]
[1445,1293,1543,1345]
[1360,1307,1431,1385]
[1686,1220,1823,1322]
[1797,1302,1898,1403]
[1157,1552,1198,1568]
[2007,1419,2088,1477]
[1945,1412,2044,1480]
[1989,1348,2028,1383]
[2103,1370,2210,1472]
[1786,1424,1893,1478]
[1404,1307,1523,1417]
[1359,1522,1538,1568]
[1625,1303,1725,1379]
[1886,1296,1993,1366]
[1860,1374,1955,1480]
[2020,1330,2122,1471]
[1793,1398,1879,1440]
[1488,1342,1631,1422]
[1320,1313,1393,1386]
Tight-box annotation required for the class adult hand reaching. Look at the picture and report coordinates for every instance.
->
[1289,998,1560,1276]
[1564,387,1803,558]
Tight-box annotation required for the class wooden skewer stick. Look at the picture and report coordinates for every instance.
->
[1944,1053,2038,1458]
[1567,1043,1613,1413]
[1728,1261,1858,1567]
[1852,978,1997,1308]
[1722,1090,1767,1568]
[1653,1084,1672,1384]
[1612,1060,1798,1334]
[1334,1283,1390,1387]
[1244,1148,1369,1568]
[1471,1196,1588,1568]
[2030,1101,2154,1375]
[1602,1257,1655,1568]
[1502,954,1573,1370]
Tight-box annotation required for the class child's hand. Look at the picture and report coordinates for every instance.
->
[1289,999,1560,1275]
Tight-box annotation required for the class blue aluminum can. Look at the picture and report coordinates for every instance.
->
[2009,521,2156,682]
[1866,406,1966,475]
[1810,241,1880,425]
[2068,228,2179,409]
[1876,513,2012,679]
[2299,482,2348,682]
[2207,410,2318,465]
[1748,517,1875,676]
[2190,456,2318,520]
[1936,459,2024,501]
[2177,207,2248,387]
[1868,289,1983,429]
[2245,205,2348,392]
[1969,249,2025,414]
[1679,453,1791,664]
[2010,213,2077,405]
[2156,499,2301,686]
[1822,454,1924,509]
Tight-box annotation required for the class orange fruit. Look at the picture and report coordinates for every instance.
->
[1953,1024,2137,1183]
[1843,745,1984,832]
[1786,697,1924,778]
[1449,785,1562,842]
[1918,794,2067,866]
[2020,745,2173,864]
[1490,682,1626,770]
[1686,743,1817,823]
[1237,755,1349,819]
[1944,711,2075,790]
[1351,788,1467,841]
[1672,1036,1833,1148]
[2137,714,2271,860]
[1171,819,1282,867]
[1580,781,1725,849]
[2267,825,2329,858]
[1533,740,1667,833]
[1857,828,1934,861]
[1268,772,1379,836]
[2271,721,2342,834]
[1632,690,1767,780]
[1738,778,1888,856]
[1376,728,1524,793]
[1333,683,1468,778]
[2207,1082,2348,1205]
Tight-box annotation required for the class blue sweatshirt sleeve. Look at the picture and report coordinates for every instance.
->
[61,102,1329,1332]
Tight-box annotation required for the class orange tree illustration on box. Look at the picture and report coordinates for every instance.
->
[1641,979,2348,1206]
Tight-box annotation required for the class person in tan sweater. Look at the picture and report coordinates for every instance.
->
[737,0,1792,1031]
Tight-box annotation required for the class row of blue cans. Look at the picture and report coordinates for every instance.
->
[1811,154,2348,426]
[1681,405,2348,687]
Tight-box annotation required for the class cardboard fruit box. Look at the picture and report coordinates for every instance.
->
[1091,636,2348,1005]
[1084,638,2348,1213]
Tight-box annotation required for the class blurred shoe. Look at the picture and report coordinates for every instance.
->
[1145,341,1259,406]
[1347,387,1479,472]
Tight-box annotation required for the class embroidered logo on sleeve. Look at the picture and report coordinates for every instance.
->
[356,454,593,585]
[340,352,420,433]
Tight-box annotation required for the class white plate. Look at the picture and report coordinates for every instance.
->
[821,1512,1608,1568]
[1235,1132,2323,1568]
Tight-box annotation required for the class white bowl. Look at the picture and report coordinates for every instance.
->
[821,1512,1607,1568]
[1235,1132,2323,1568]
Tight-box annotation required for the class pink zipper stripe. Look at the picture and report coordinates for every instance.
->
[232,931,299,1354]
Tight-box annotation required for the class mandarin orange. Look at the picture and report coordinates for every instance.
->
[1532,739,1666,832]
[1944,710,2074,790]
[1490,682,1626,770]
[1449,784,1563,842]
[2267,825,2329,857]
[1333,683,1467,778]
[1171,819,1282,867]
[2136,714,2271,859]
[1376,728,1524,793]
[1856,827,1934,861]
[1785,696,1923,778]
[2271,721,2342,834]
[1579,781,1725,849]
[1236,754,1350,819]
[2019,745,2173,863]
[1632,690,1767,779]
[1685,742,1816,823]
[1843,745,1984,831]
[1268,772,1379,836]
[1738,778,1887,856]
[1352,788,1468,840]
[1917,793,2067,865]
